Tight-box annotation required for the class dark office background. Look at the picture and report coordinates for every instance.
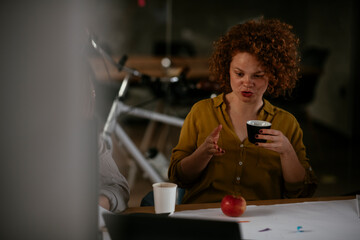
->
[89,0,360,194]
[0,0,359,239]
[89,0,359,136]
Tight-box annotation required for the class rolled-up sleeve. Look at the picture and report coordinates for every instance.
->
[282,116,318,198]
[168,106,198,188]
[99,142,130,212]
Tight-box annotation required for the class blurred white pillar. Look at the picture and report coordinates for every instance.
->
[0,1,98,239]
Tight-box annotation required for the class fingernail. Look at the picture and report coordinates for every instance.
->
[259,130,263,133]
[255,142,259,146]
[255,134,259,138]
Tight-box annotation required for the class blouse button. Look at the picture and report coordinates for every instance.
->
[239,161,243,166]
[236,176,241,181]
[240,144,244,148]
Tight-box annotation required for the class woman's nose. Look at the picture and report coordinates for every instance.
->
[242,75,253,86]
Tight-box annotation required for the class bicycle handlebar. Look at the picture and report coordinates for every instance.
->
[89,35,186,84]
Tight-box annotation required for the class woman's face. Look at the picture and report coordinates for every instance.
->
[229,52,268,105]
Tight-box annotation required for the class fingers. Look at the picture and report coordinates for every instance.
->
[255,129,292,154]
[256,133,276,142]
[256,141,279,149]
[214,142,225,155]
[205,124,225,156]
[205,125,222,145]
[205,140,225,156]
[256,129,281,141]
[210,124,222,138]
[259,128,279,135]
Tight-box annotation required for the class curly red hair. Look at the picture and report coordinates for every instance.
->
[209,18,301,97]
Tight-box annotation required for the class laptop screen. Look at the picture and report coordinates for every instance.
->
[103,212,242,240]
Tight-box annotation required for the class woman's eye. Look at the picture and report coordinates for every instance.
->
[236,72,244,77]
[254,74,264,78]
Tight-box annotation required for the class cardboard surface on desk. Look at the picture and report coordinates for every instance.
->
[123,195,355,214]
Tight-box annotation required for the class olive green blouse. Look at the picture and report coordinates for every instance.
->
[168,93,317,204]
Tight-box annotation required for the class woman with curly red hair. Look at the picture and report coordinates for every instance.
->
[168,18,317,204]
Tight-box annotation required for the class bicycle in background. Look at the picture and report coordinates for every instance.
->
[89,35,188,187]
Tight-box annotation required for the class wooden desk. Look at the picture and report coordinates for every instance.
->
[89,55,321,98]
[123,195,355,214]
[88,56,211,82]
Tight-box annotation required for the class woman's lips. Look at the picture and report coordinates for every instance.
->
[241,91,253,97]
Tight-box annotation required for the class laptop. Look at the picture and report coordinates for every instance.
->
[103,212,242,240]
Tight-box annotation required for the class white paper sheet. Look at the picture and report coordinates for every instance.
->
[356,195,360,217]
[99,205,113,228]
[171,199,360,240]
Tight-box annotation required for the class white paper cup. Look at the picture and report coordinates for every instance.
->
[152,182,177,214]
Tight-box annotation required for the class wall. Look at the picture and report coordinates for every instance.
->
[306,0,355,137]
[90,0,309,56]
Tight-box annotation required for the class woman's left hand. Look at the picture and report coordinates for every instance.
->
[255,128,306,183]
[255,129,294,155]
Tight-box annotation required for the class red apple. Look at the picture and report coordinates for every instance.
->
[221,195,246,217]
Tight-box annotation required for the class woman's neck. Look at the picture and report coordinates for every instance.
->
[225,93,264,118]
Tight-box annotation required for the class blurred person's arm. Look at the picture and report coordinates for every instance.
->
[99,137,130,212]
[99,195,111,210]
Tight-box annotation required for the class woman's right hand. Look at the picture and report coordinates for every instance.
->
[179,124,225,182]
[200,124,225,157]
